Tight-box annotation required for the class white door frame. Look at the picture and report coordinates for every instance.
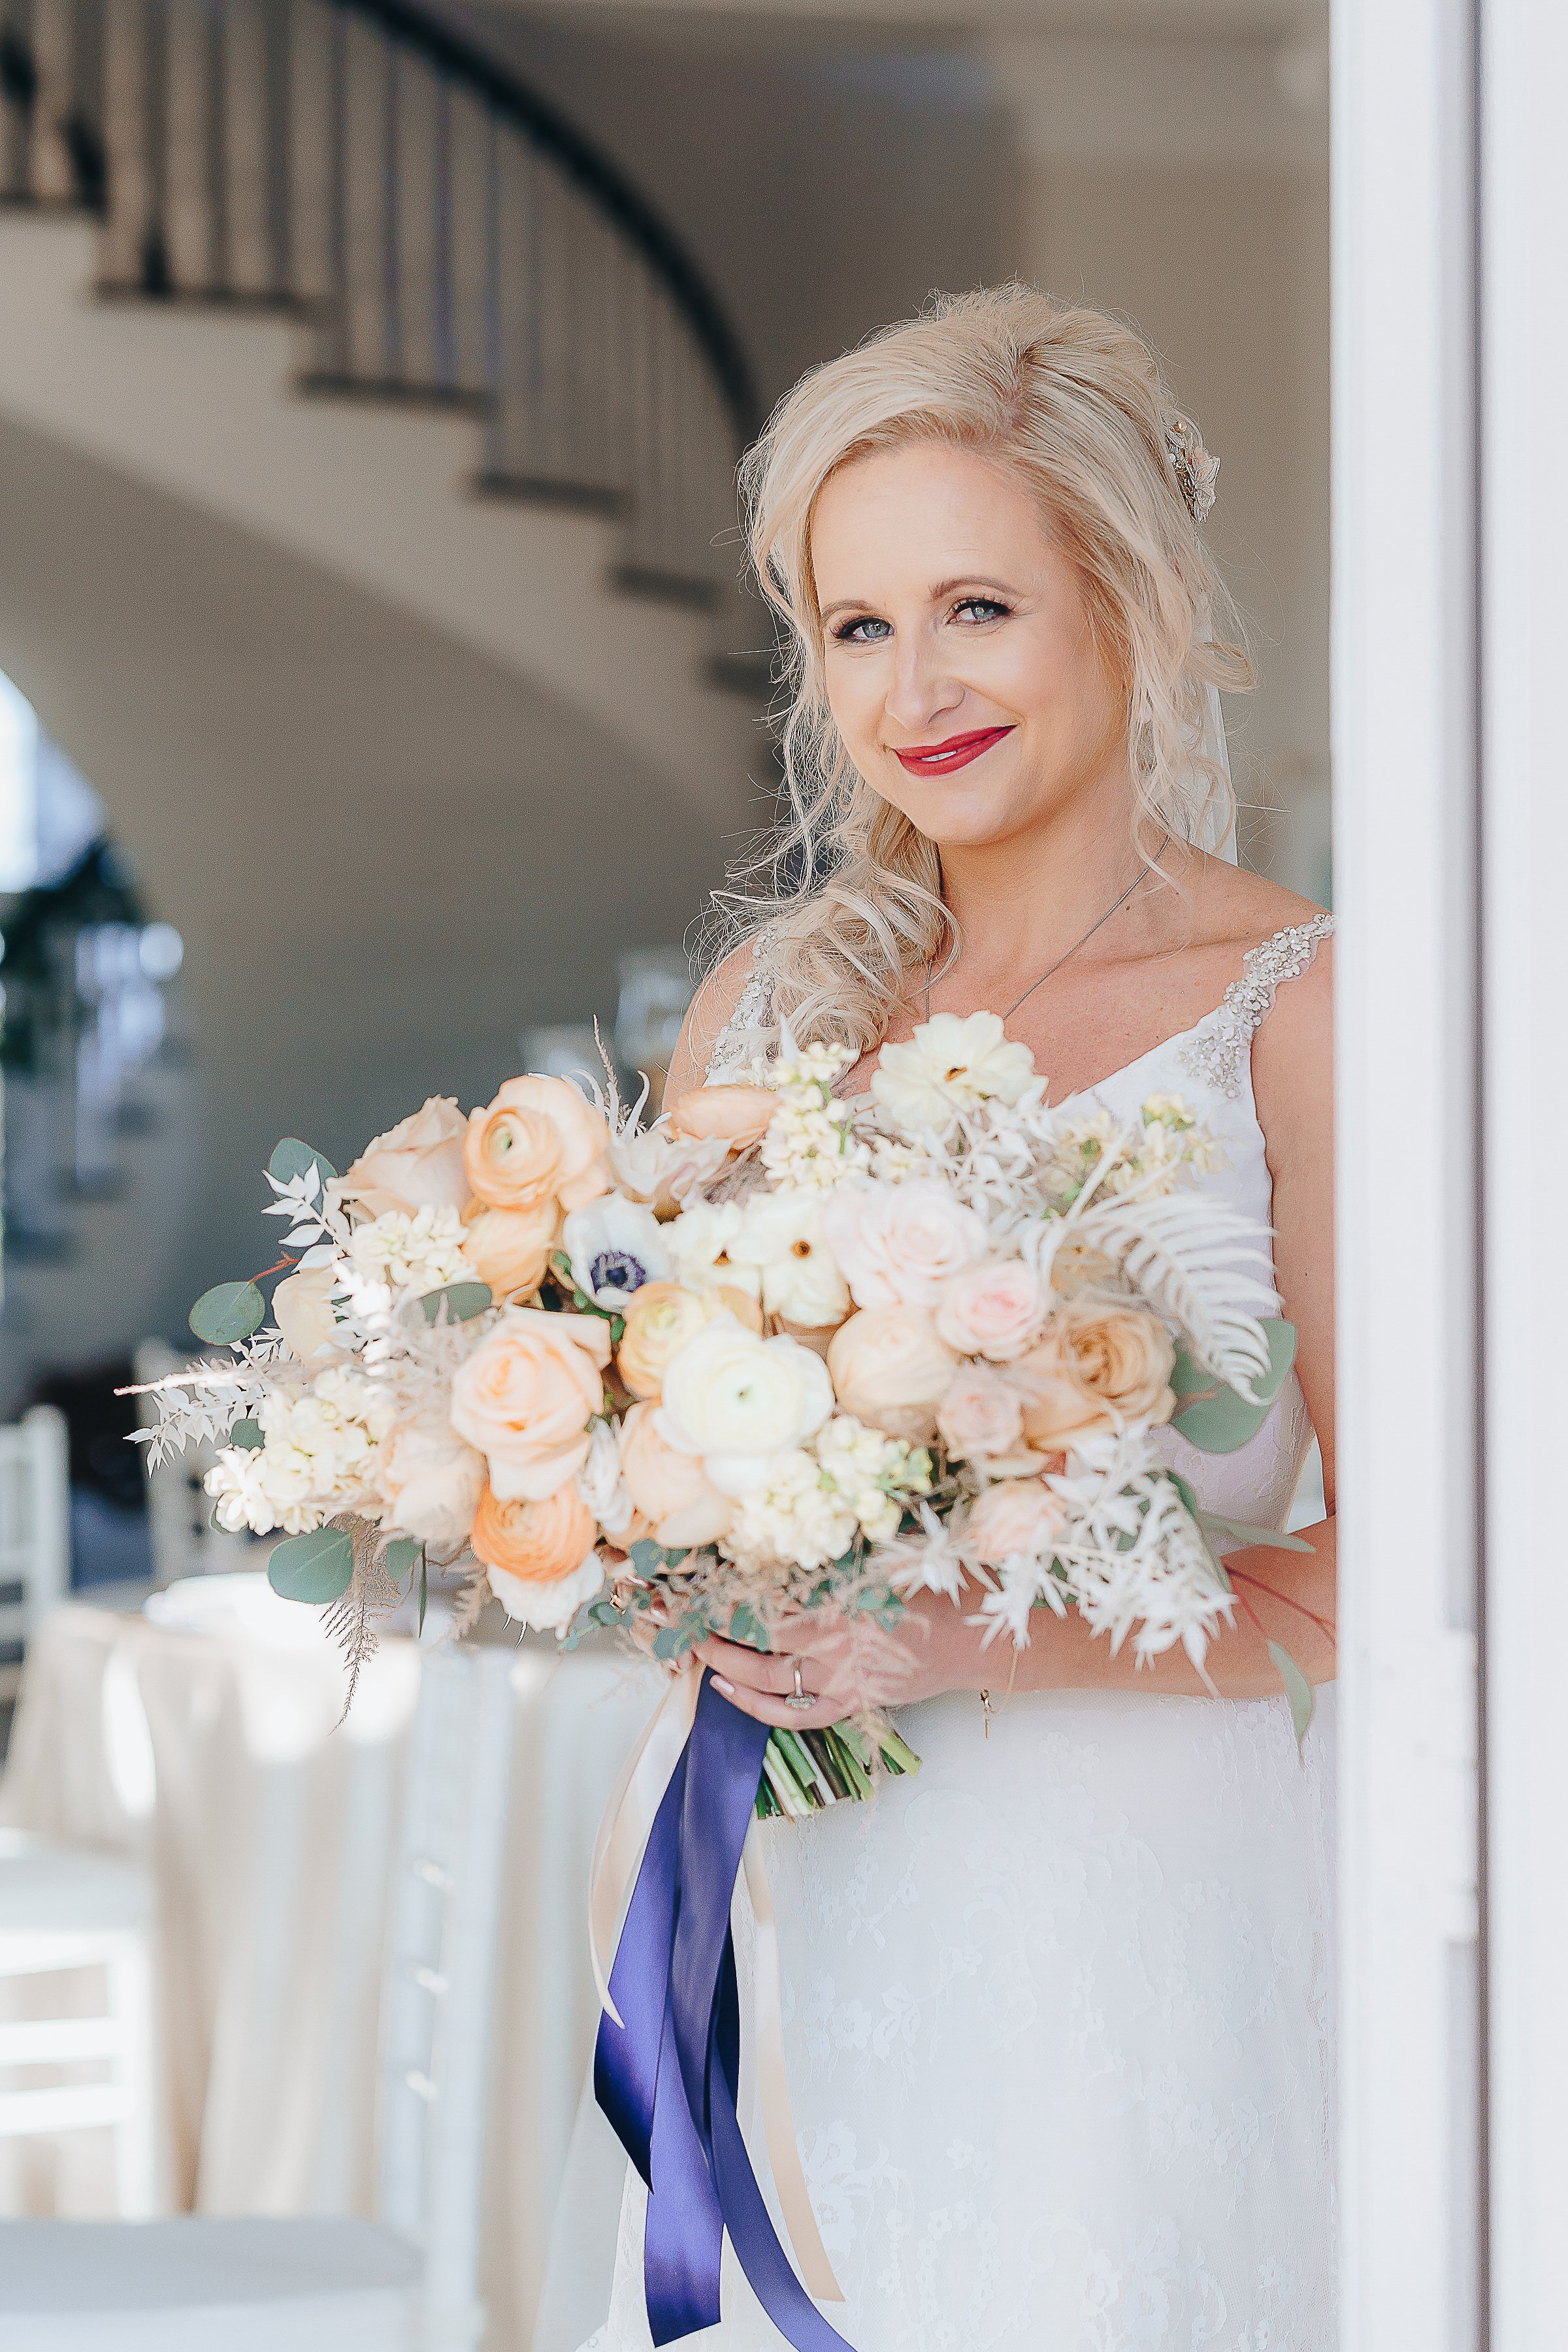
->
[1337,3,1568,2343]
[1333,2,1482,2346]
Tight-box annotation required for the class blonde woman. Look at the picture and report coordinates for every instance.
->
[582,288,1335,2348]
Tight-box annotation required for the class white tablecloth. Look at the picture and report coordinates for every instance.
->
[0,1586,661,2349]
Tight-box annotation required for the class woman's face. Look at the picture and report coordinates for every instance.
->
[810,442,1127,852]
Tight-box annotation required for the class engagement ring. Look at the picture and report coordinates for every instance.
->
[786,1661,817,1712]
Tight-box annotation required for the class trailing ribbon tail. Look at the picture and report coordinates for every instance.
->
[593,1671,855,2351]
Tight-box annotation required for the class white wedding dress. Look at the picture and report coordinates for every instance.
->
[576,916,1336,2352]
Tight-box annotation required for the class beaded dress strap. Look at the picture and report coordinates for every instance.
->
[704,934,780,1082]
[1177,911,1334,1100]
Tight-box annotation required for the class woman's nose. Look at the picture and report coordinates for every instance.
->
[883,634,963,737]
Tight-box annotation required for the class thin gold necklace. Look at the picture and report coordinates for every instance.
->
[923,834,1170,1023]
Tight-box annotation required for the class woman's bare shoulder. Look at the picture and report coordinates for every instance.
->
[664,938,765,1100]
[1185,852,1330,955]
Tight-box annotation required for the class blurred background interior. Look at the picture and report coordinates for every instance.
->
[0,0,1329,2339]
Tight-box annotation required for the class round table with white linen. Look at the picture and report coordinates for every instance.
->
[0,1576,662,2351]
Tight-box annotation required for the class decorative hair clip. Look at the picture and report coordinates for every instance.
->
[1165,416,1219,523]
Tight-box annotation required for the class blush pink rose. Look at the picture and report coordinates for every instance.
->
[826,1306,958,1443]
[934,1256,1049,1362]
[821,1179,990,1312]
[964,1478,1067,1567]
[936,1364,1026,1462]
[449,1307,612,1501]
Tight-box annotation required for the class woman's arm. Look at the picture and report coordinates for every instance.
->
[694,940,1338,1727]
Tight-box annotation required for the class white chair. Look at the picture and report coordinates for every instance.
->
[0,1829,157,2217]
[0,1643,518,2350]
[133,1342,261,1588]
[0,1406,71,1705]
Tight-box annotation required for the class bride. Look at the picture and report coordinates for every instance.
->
[579,285,1335,2349]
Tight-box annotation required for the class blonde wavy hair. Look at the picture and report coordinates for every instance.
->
[713,283,1253,1053]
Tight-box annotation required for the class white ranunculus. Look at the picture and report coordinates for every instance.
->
[563,1195,674,1309]
[732,1189,851,1328]
[664,1202,763,1300]
[870,1011,1036,1131]
[487,1550,605,1633]
[577,1417,634,1537]
[657,1315,834,1496]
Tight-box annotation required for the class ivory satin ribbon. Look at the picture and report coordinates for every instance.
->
[589,1666,847,2306]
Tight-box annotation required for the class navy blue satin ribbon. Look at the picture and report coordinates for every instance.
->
[595,1671,857,2351]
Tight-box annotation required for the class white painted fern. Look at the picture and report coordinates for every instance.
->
[1074,1186,1279,1398]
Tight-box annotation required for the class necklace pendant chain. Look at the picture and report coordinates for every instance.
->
[923,833,1171,1025]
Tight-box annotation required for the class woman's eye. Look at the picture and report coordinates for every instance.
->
[831,614,892,644]
[952,596,1010,624]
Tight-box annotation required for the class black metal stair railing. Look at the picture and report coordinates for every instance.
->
[0,0,757,607]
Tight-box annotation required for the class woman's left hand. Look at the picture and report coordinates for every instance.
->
[691,1593,974,1729]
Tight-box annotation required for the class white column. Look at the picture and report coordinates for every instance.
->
[1479,1,1568,2342]
[1331,1,1482,2347]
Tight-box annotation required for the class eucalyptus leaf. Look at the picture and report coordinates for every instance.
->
[1172,1320,1298,1452]
[1267,1639,1316,1748]
[268,1525,355,1605]
[1199,1512,1315,1554]
[653,1616,707,1662]
[269,1137,338,1188]
[417,1281,492,1326]
[189,1281,265,1345]
[383,1537,423,1581]
[628,1538,666,1580]
[417,1558,428,1637]
[728,1603,770,1652]
[229,1418,264,1451]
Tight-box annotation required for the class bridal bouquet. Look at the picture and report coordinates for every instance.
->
[133,1006,1309,1782]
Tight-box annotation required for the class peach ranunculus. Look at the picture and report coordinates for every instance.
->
[615,1281,761,1401]
[272,1266,340,1360]
[449,1307,612,1500]
[1009,1304,1177,1450]
[461,1198,561,1301]
[934,1256,1049,1363]
[826,1307,959,1443]
[473,1483,605,1631]
[936,1364,1026,1463]
[376,1413,487,1547]
[821,1178,990,1312]
[336,1096,472,1218]
[465,1076,610,1214]
[666,1086,776,1151]
[964,1477,1067,1567]
[618,1401,736,1548]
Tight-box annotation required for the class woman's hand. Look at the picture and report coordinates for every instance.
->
[691,1592,982,1729]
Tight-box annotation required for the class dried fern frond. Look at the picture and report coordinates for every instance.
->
[1073,1188,1278,1396]
[324,1516,404,1720]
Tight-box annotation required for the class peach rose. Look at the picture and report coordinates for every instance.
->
[465,1075,610,1213]
[618,1401,736,1548]
[1010,1305,1176,1449]
[336,1096,471,1218]
[964,1478,1067,1567]
[821,1178,990,1311]
[936,1364,1026,1462]
[449,1307,612,1500]
[461,1198,561,1301]
[666,1085,776,1150]
[272,1266,339,1360]
[615,1281,762,1401]
[934,1257,1049,1362]
[826,1307,958,1443]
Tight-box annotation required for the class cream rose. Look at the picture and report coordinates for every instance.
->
[826,1307,959,1443]
[449,1307,612,1499]
[936,1364,1026,1462]
[934,1256,1049,1362]
[658,1317,834,1495]
[336,1096,471,1218]
[461,1199,561,1301]
[666,1085,776,1150]
[821,1178,990,1312]
[618,1401,736,1547]
[272,1267,340,1361]
[465,1075,610,1213]
[376,1414,487,1547]
[1010,1305,1177,1449]
[964,1477,1067,1567]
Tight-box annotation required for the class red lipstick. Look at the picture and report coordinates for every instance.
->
[892,725,1015,777]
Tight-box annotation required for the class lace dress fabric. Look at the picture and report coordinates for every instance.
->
[581,921,1336,2352]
